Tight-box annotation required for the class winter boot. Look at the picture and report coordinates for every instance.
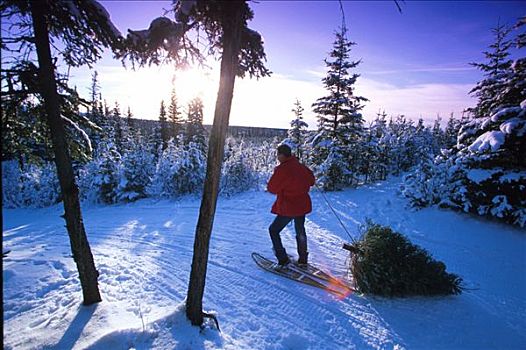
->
[278,256,291,267]
[297,253,308,268]
[273,248,290,267]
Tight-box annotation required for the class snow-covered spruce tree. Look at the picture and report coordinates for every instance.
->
[220,138,258,196]
[125,106,135,137]
[147,120,163,161]
[414,118,436,165]
[125,105,133,127]
[365,111,392,181]
[285,99,309,162]
[443,113,464,150]
[2,63,96,165]
[431,115,446,154]
[396,115,457,207]
[168,85,183,142]
[401,149,454,209]
[311,26,367,190]
[393,115,437,175]
[119,113,133,155]
[388,115,418,175]
[121,105,139,152]
[178,140,207,195]
[116,139,155,202]
[452,18,525,226]
[2,160,60,208]
[453,106,526,226]
[85,71,105,154]
[78,112,123,205]
[179,96,208,194]
[501,16,526,115]
[184,96,207,148]
[361,118,383,183]
[357,130,374,183]
[403,20,526,227]
[1,98,53,165]
[246,137,280,188]
[148,138,206,197]
[2,161,24,208]
[147,139,178,198]
[314,141,349,190]
[468,22,514,118]
[91,139,121,204]
[89,71,101,111]
[111,101,125,153]
[102,99,111,118]
[364,113,436,179]
[159,100,169,150]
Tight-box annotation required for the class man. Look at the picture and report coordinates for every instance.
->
[267,144,315,267]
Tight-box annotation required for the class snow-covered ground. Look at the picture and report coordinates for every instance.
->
[3,177,526,349]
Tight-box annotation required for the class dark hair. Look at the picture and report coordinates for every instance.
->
[277,144,292,157]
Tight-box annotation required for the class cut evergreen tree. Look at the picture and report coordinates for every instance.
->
[347,222,463,297]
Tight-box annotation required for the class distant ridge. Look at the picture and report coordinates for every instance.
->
[131,117,287,140]
[204,124,288,139]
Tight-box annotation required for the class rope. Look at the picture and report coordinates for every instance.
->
[338,0,346,33]
[315,183,357,244]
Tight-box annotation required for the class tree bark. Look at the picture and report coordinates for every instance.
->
[186,2,244,326]
[29,0,102,305]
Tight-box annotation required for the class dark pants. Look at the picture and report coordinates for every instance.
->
[269,215,308,263]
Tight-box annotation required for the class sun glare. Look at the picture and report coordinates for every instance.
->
[175,67,215,100]
[114,64,218,120]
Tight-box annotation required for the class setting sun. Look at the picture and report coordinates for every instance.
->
[175,67,215,100]
[98,64,218,120]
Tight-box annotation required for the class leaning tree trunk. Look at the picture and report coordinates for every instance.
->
[30,0,101,305]
[186,2,244,326]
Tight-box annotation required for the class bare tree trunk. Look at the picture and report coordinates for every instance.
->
[30,0,101,305]
[186,2,244,326]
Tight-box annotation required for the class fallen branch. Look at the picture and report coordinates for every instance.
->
[202,312,220,333]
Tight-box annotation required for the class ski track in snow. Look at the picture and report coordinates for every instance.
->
[3,177,525,349]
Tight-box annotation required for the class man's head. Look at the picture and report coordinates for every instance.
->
[277,144,292,163]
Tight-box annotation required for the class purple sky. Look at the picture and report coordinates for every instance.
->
[68,1,525,128]
[249,1,524,84]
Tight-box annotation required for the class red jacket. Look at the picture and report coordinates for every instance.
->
[267,156,315,217]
